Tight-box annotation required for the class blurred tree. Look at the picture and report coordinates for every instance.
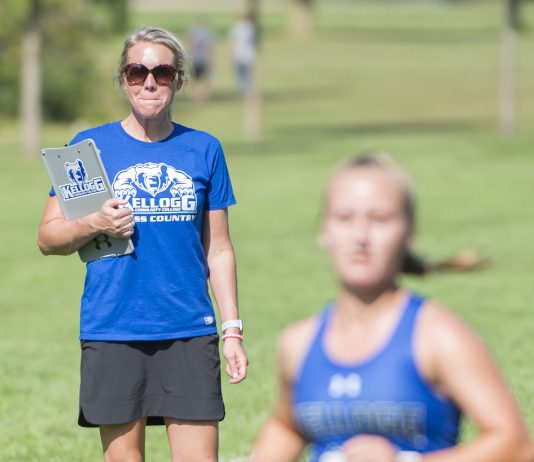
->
[0,0,130,155]
[0,1,26,119]
[500,0,524,135]
[94,0,129,33]
[287,0,315,39]
[247,0,261,46]
[507,0,523,29]
[21,0,42,156]
[241,0,263,140]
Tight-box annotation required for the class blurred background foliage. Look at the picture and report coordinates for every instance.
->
[0,0,26,117]
[1,0,532,125]
[0,0,128,121]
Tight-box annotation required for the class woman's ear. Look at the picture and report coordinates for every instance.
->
[119,77,127,93]
[406,232,414,249]
[406,224,415,249]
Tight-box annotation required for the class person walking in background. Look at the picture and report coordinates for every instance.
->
[250,153,534,462]
[187,16,216,102]
[229,13,257,97]
[38,26,247,461]
[229,12,263,139]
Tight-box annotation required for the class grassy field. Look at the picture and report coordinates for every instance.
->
[1,1,534,460]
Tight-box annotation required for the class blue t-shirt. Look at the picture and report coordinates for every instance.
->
[292,294,461,461]
[51,121,236,341]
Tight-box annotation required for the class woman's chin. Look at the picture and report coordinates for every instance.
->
[341,273,396,293]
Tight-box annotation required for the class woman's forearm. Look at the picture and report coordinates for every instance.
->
[38,215,100,256]
[422,427,534,462]
[207,246,239,323]
[38,196,134,256]
[251,417,305,462]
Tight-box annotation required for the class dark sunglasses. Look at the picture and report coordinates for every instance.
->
[123,63,177,86]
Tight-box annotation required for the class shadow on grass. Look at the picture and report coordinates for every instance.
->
[273,118,492,137]
[224,118,492,156]
[319,25,498,44]
[205,85,344,104]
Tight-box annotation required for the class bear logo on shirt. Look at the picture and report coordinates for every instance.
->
[114,162,195,200]
[112,162,198,222]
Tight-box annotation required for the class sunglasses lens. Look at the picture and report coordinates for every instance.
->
[152,65,177,85]
[125,64,149,85]
[124,64,177,86]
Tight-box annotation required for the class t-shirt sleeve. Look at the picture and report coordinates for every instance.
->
[48,133,85,197]
[205,143,236,210]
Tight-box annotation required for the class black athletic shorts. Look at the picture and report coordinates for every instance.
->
[78,334,224,427]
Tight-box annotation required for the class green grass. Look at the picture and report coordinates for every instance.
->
[1,1,534,460]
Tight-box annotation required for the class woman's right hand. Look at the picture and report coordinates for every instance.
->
[90,198,135,238]
[341,435,396,462]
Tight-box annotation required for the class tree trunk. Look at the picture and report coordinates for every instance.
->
[244,0,263,140]
[112,0,129,33]
[243,59,263,140]
[500,3,517,136]
[287,0,315,40]
[508,0,522,30]
[247,0,261,46]
[21,0,42,156]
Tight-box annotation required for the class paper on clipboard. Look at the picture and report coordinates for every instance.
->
[41,138,134,262]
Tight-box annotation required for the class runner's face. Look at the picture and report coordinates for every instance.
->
[322,168,412,291]
[123,42,178,121]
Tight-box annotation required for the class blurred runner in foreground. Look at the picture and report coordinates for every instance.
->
[250,153,532,462]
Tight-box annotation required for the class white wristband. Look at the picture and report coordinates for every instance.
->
[319,451,346,462]
[221,319,243,333]
[396,451,422,462]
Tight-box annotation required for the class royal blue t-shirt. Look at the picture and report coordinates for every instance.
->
[293,294,461,461]
[51,121,236,341]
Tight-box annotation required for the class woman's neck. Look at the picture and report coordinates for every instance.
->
[335,283,404,322]
[322,283,407,364]
[122,113,174,142]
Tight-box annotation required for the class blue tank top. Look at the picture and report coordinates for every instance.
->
[292,294,460,461]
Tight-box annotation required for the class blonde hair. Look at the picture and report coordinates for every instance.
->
[326,151,416,227]
[115,26,190,88]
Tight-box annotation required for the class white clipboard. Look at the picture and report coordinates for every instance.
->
[41,138,134,262]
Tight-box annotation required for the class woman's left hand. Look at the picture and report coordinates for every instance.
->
[341,434,397,462]
[222,338,248,384]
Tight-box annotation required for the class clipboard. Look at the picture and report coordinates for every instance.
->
[41,138,134,262]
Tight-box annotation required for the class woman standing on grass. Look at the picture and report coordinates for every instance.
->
[38,26,247,461]
[251,153,534,462]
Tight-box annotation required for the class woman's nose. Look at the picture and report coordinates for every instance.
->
[143,72,157,89]
[352,218,371,244]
